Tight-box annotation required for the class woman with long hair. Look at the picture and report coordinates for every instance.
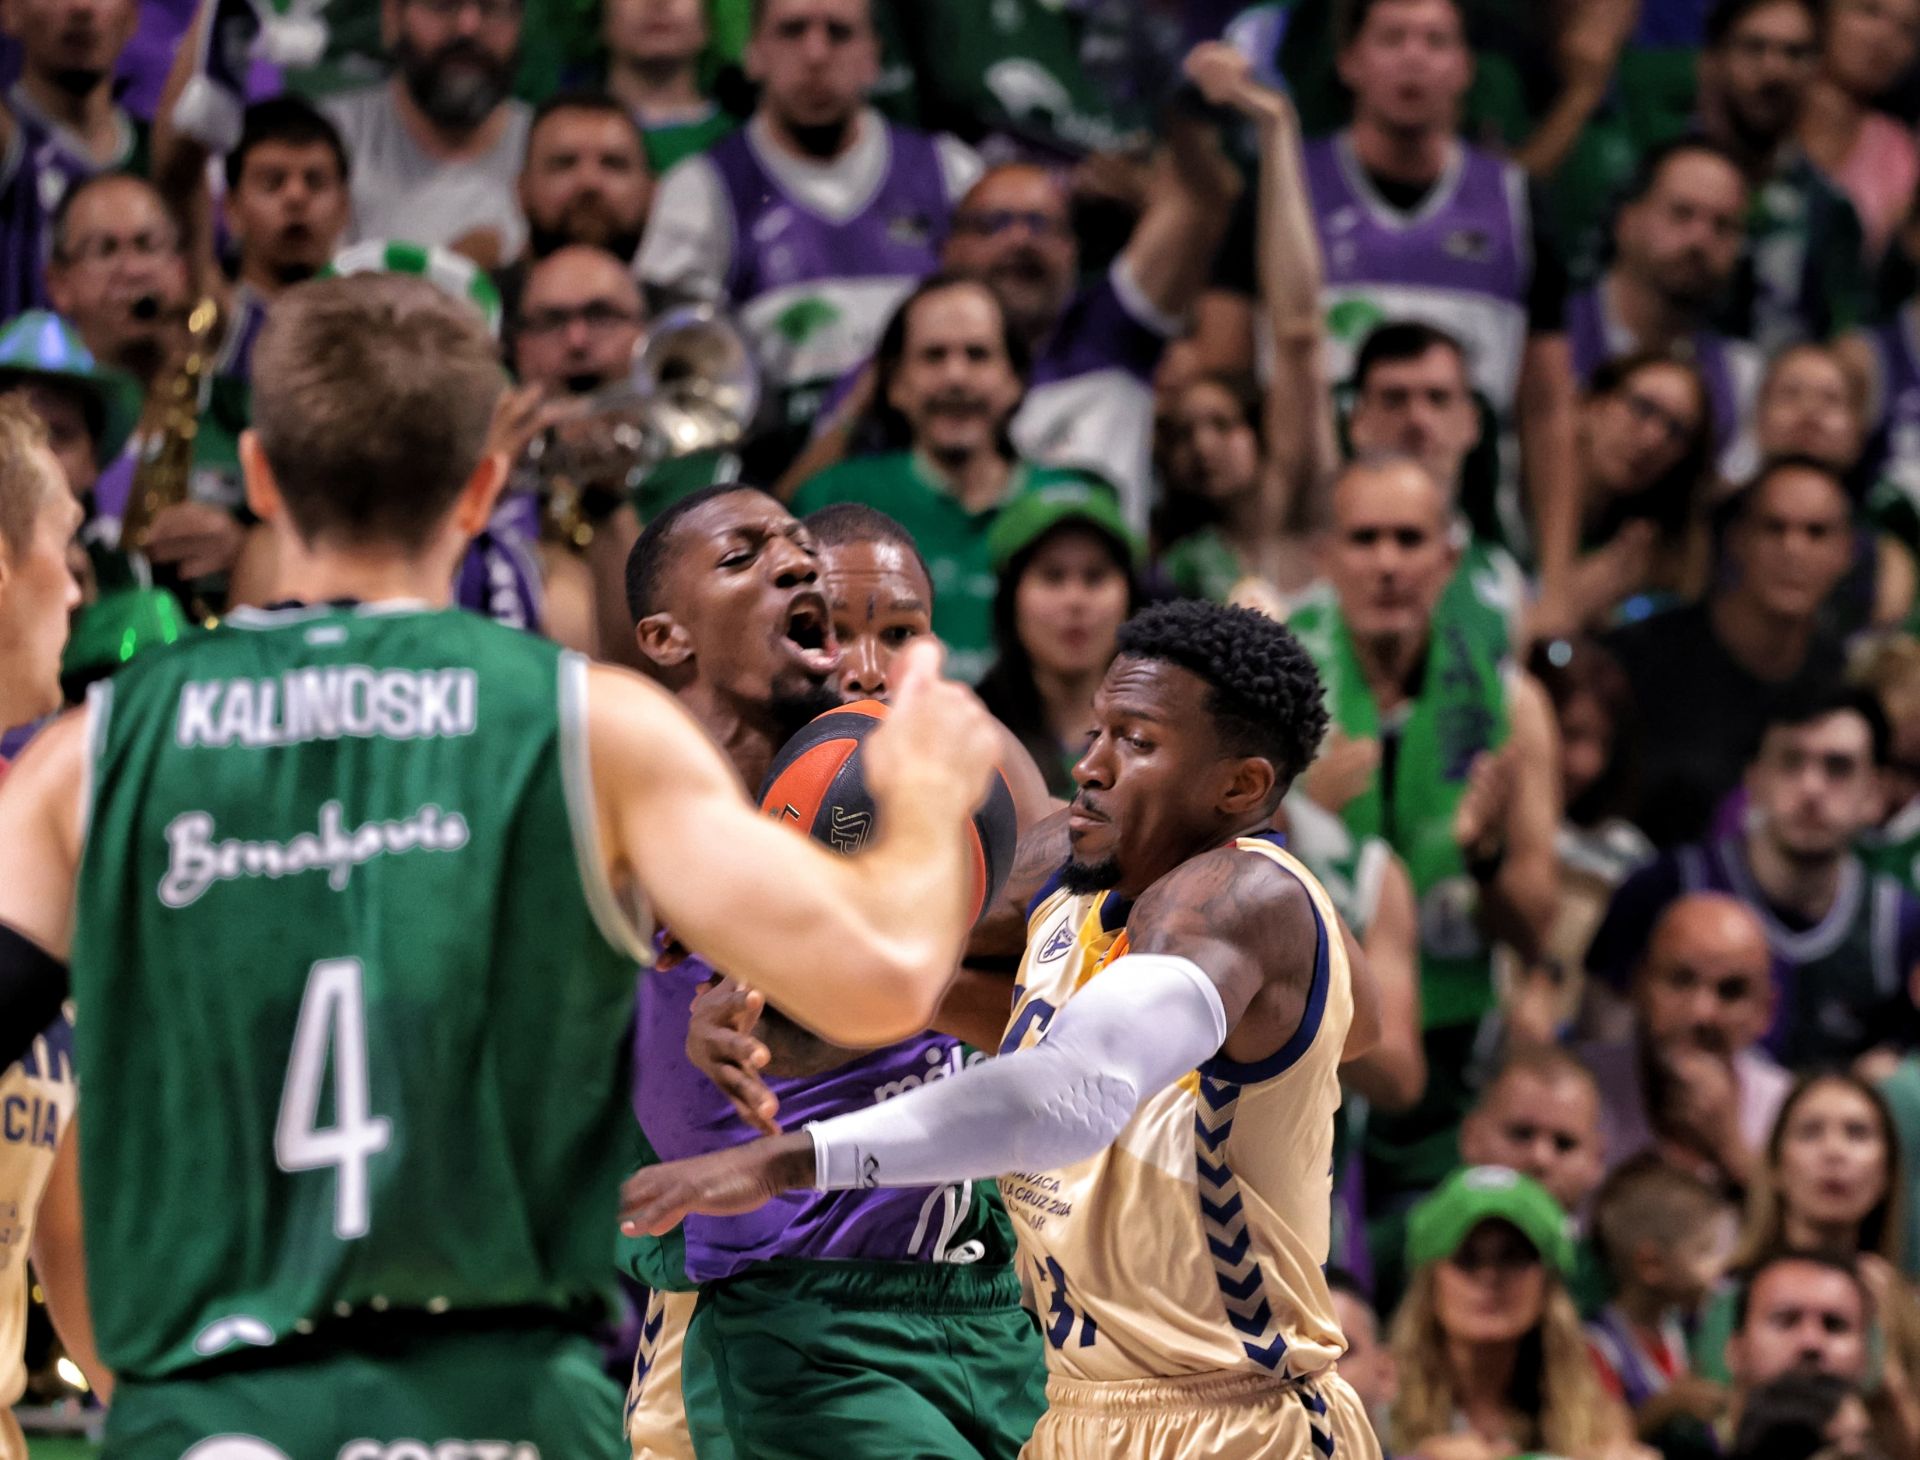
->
[1698,1074,1920,1452]
[1153,370,1310,603]
[1391,1167,1642,1460]
[975,483,1140,799]
[1566,351,1717,631]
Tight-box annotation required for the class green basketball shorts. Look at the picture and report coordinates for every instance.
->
[682,1256,1049,1460]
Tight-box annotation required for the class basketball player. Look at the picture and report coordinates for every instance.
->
[0,275,1004,1458]
[625,598,1387,1459]
[623,488,1053,1460]
[0,395,96,1457]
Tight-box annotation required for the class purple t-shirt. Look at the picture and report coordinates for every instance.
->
[634,940,989,1282]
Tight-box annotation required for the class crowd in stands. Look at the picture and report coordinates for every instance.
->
[22,0,1920,1456]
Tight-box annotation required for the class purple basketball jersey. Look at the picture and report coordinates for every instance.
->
[635,942,988,1282]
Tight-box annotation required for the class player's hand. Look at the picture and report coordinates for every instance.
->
[619,1133,816,1236]
[863,639,999,823]
[687,977,781,1135]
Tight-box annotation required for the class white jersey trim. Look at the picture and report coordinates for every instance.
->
[79,678,113,854]
[556,652,653,965]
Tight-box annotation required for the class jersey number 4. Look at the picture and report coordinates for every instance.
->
[275,958,392,1240]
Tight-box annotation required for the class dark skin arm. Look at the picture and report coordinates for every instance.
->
[621,842,1323,1233]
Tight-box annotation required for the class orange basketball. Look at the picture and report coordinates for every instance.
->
[759,700,1018,925]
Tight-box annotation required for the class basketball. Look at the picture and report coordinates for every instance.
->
[759,700,1019,925]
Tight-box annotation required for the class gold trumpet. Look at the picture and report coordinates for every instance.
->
[527,305,761,546]
[120,296,220,553]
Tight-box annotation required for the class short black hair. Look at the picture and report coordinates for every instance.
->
[1732,1249,1869,1332]
[1730,1373,1856,1460]
[624,483,768,624]
[1351,320,1469,395]
[803,503,933,591]
[1616,136,1748,216]
[49,171,173,264]
[1113,600,1329,796]
[1723,452,1849,535]
[1338,0,1466,47]
[225,96,350,193]
[528,90,647,152]
[1706,0,1818,47]
[1753,683,1893,768]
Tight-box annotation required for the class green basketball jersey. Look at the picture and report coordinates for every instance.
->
[71,602,649,1382]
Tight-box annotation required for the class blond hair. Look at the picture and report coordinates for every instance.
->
[0,393,53,560]
[1389,1262,1627,1459]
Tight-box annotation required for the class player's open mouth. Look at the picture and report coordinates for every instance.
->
[782,597,840,675]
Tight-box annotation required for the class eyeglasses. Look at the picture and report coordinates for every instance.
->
[59,229,179,267]
[952,209,1070,240]
[406,0,521,22]
[1620,389,1695,450]
[517,301,643,337]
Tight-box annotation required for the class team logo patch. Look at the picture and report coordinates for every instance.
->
[1444,228,1492,262]
[1037,922,1075,962]
[827,805,873,854]
[887,211,933,248]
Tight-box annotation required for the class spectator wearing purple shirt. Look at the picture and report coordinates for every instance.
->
[1587,687,1920,1072]
[0,0,145,320]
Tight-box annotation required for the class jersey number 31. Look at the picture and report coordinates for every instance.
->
[275,958,392,1240]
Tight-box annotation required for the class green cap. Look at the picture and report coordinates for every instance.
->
[1405,1165,1576,1277]
[320,240,505,339]
[61,587,196,684]
[0,311,141,461]
[986,475,1142,573]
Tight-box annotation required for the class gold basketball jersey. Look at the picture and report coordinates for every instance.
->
[998,833,1350,1384]
[0,1017,75,1460]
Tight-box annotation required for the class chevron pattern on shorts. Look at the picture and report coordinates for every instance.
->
[1193,1073,1291,1376]
[625,1287,670,1423]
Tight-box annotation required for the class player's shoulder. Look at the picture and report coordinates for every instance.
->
[1131,839,1316,945]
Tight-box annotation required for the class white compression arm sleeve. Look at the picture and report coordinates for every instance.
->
[808,953,1229,1191]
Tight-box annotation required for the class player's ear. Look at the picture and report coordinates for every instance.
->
[1219,756,1276,818]
[239,430,285,525]
[634,611,694,669]
[451,451,510,538]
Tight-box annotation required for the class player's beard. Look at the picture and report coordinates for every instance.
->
[786,114,856,159]
[769,683,844,741]
[528,211,643,264]
[1061,856,1122,894]
[47,66,107,98]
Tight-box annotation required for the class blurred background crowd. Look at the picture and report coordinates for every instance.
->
[14,0,1920,1456]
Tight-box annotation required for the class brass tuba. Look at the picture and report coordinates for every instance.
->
[530,305,761,546]
[119,296,220,553]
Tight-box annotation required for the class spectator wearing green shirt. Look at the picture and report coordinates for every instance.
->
[793,274,1110,684]
[602,0,738,173]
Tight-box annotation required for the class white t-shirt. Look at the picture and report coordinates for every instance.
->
[322,84,531,259]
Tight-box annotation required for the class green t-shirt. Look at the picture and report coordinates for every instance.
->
[1159,528,1244,605]
[791,452,1088,684]
[641,108,739,174]
[631,448,745,524]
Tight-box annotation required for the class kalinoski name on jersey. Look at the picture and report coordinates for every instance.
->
[174,666,479,749]
[159,800,471,909]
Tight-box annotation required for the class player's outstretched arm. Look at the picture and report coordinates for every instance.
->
[0,715,87,1068]
[587,641,1001,1048]
[620,847,1321,1234]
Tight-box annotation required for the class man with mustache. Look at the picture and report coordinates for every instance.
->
[492,92,653,325]
[0,0,145,319]
[1577,893,1791,1193]
[1567,139,1761,465]
[321,0,533,266]
[792,275,1117,683]
[1697,0,1872,353]
[637,0,981,475]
